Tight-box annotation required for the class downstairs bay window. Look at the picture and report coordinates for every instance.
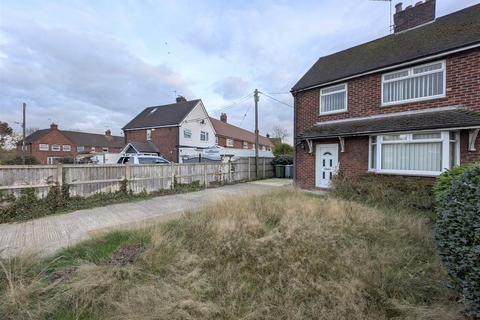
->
[368,131,459,176]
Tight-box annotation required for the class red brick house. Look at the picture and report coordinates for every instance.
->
[18,123,124,164]
[210,113,273,152]
[292,1,480,189]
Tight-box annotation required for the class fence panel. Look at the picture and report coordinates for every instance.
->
[0,157,275,199]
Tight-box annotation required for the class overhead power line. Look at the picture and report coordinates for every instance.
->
[259,91,294,108]
[212,93,254,114]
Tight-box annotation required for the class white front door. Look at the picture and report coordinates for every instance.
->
[315,144,339,188]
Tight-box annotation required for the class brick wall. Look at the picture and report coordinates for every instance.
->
[294,49,480,189]
[125,127,179,162]
[23,129,77,164]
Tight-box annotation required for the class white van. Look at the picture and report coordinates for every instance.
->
[117,155,169,164]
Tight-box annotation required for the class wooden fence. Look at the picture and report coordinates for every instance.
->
[0,157,274,198]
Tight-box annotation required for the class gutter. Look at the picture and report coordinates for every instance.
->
[291,42,480,94]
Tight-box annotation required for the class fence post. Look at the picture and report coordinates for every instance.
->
[248,157,251,180]
[125,163,131,180]
[204,162,208,188]
[262,158,265,179]
[57,164,63,186]
[228,160,232,183]
[170,162,175,189]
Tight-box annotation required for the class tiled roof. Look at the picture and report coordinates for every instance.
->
[22,129,124,148]
[127,141,160,154]
[123,100,200,130]
[292,4,480,92]
[209,117,274,147]
[299,107,480,139]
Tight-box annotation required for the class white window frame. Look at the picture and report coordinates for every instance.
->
[381,60,446,106]
[91,147,96,152]
[368,130,460,176]
[215,136,219,145]
[319,83,348,115]
[102,147,108,152]
[200,131,209,141]
[183,128,192,139]
[226,138,234,147]
[47,157,63,165]
[51,144,60,152]
[62,145,71,152]
[77,146,84,152]
[39,143,49,151]
[243,141,249,149]
[146,129,152,141]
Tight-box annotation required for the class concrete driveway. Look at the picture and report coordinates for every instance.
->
[0,179,292,258]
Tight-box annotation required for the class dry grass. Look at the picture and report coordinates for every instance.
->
[0,188,462,319]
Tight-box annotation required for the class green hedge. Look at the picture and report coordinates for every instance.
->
[434,163,480,318]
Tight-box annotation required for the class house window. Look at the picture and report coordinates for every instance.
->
[320,83,347,115]
[47,157,63,165]
[262,146,266,151]
[146,129,152,141]
[226,138,234,147]
[382,61,445,105]
[39,144,49,151]
[184,128,192,139]
[243,141,249,149]
[102,147,108,152]
[215,136,218,145]
[369,131,459,176]
[51,144,60,151]
[91,147,96,152]
[200,131,209,141]
[77,146,84,152]
[62,145,71,152]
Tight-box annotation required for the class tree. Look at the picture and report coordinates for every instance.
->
[0,121,14,149]
[271,126,288,141]
[273,143,293,157]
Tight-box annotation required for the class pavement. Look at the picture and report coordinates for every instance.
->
[0,179,292,258]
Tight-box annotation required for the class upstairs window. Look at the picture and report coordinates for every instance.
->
[320,83,347,115]
[382,61,445,105]
[39,144,49,151]
[183,128,192,139]
[77,146,84,152]
[51,144,60,151]
[200,131,209,141]
[226,138,234,147]
[62,145,71,152]
[243,141,249,149]
[146,129,152,141]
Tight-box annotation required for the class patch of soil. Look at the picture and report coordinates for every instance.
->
[104,244,144,266]
[50,266,78,282]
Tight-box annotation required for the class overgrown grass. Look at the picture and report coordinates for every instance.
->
[331,174,435,219]
[0,189,462,319]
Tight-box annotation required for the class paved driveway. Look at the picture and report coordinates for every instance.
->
[0,179,292,258]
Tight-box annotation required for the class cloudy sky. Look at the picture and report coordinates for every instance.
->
[0,0,477,142]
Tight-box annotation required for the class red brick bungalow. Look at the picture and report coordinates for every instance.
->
[292,1,480,189]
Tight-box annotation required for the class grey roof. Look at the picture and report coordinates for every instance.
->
[123,100,201,130]
[299,107,480,139]
[127,141,160,154]
[23,129,124,148]
[292,4,480,92]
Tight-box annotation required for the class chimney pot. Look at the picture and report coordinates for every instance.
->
[220,113,227,123]
[105,129,111,136]
[50,123,58,130]
[266,133,270,138]
[176,95,187,103]
[395,2,403,13]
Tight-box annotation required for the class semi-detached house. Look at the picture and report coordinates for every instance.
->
[292,0,480,189]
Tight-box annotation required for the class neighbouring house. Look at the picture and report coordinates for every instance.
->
[18,123,124,164]
[268,136,282,147]
[122,96,216,163]
[209,113,274,157]
[292,0,480,189]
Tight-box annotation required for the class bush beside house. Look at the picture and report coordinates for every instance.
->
[434,163,480,318]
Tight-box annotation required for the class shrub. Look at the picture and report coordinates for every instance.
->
[3,155,40,165]
[433,163,478,202]
[271,154,293,165]
[331,174,435,216]
[434,164,480,318]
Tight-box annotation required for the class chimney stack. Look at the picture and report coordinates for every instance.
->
[176,95,187,103]
[105,129,111,136]
[394,0,436,33]
[220,112,227,123]
[50,123,58,130]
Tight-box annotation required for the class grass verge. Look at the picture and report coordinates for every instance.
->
[0,188,461,319]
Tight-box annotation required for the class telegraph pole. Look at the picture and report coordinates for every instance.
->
[22,103,26,165]
[254,89,259,178]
